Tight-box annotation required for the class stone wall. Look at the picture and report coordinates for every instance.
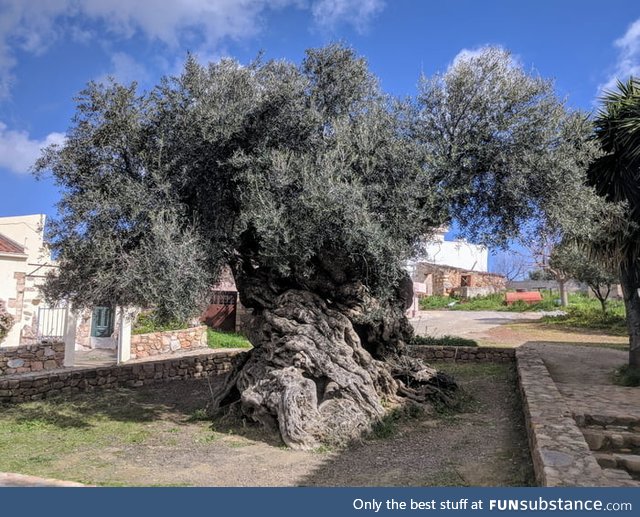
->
[516,346,611,486]
[130,325,207,359]
[413,262,505,297]
[0,349,245,403]
[409,345,515,363]
[0,341,65,377]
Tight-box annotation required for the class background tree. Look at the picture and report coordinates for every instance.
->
[417,47,603,309]
[588,77,640,367]
[549,243,618,313]
[36,45,597,448]
[492,251,529,283]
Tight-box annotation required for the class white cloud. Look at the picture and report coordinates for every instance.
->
[0,0,387,100]
[96,51,151,86]
[598,18,640,95]
[0,0,299,99]
[0,122,65,174]
[312,0,385,33]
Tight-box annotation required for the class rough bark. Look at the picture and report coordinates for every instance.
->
[620,263,640,368]
[558,278,569,307]
[211,259,458,449]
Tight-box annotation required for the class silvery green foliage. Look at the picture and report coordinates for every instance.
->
[36,45,444,320]
[417,47,604,248]
[36,45,598,322]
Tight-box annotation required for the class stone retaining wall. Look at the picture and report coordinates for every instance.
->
[409,345,515,363]
[0,342,65,377]
[516,347,610,486]
[130,326,207,359]
[0,349,245,404]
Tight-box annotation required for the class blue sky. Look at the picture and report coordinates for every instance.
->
[0,0,638,268]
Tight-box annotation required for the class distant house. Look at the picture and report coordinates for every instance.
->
[0,214,57,347]
[406,228,504,314]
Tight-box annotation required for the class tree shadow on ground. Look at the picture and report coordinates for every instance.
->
[297,363,534,487]
[0,377,233,430]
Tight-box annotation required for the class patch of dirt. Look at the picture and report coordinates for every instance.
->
[531,343,628,385]
[480,322,628,349]
[11,366,533,487]
[300,363,533,487]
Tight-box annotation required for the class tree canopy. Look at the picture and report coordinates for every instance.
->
[35,44,607,446]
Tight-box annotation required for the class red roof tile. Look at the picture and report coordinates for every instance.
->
[0,233,26,255]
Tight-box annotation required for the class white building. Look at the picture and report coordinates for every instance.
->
[412,228,488,272]
[0,214,57,347]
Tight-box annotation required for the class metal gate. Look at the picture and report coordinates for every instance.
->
[202,291,237,331]
[37,305,68,340]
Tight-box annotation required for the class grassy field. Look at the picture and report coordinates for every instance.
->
[420,292,628,335]
[207,329,252,349]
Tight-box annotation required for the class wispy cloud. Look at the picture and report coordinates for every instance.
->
[598,18,640,96]
[0,0,387,100]
[0,0,297,100]
[96,51,151,86]
[0,122,65,174]
[312,0,385,33]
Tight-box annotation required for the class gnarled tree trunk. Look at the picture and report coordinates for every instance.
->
[211,259,458,449]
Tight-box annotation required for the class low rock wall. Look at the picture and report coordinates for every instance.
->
[130,326,207,359]
[0,349,245,404]
[0,342,65,377]
[516,347,610,486]
[409,345,515,363]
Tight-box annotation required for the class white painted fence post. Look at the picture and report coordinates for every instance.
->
[117,307,132,364]
[62,308,76,367]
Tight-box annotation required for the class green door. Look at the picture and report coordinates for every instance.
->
[91,306,115,337]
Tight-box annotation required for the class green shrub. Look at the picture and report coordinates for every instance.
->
[541,302,627,335]
[207,328,252,349]
[411,335,478,347]
[612,365,640,387]
[0,299,15,342]
[132,311,191,335]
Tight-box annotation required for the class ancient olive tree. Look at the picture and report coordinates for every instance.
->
[36,45,593,448]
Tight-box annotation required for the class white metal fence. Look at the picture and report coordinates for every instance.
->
[36,306,68,340]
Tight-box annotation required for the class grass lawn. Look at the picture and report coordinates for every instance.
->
[419,292,558,312]
[207,328,252,349]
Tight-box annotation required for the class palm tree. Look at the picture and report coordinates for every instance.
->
[588,77,640,367]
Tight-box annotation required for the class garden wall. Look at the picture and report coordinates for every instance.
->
[0,341,64,377]
[0,349,245,403]
[130,325,207,359]
[515,346,610,486]
[409,345,515,363]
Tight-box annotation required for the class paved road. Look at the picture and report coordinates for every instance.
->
[409,309,542,341]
